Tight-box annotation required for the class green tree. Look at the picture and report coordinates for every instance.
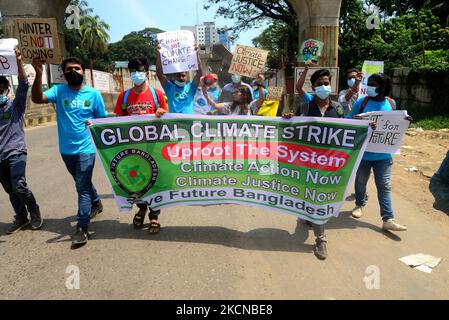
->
[252,21,297,69]
[79,15,110,84]
[204,0,297,40]
[108,28,164,65]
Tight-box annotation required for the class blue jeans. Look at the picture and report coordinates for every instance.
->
[61,154,100,230]
[0,153,40,219]
[355,158,394,222]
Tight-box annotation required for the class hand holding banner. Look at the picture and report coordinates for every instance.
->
[359,111,410,154]
[0,39,19,75]
[157,30,198,74]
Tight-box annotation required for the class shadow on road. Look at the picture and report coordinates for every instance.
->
[38,215,316,253]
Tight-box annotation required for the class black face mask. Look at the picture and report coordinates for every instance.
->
[64,70,84,86]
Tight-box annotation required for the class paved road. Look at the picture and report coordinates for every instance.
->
[1,124,449,300]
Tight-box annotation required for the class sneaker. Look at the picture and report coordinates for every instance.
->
[314,240,328,260]
[30,210,43,230]
[383,219,407,232]
[6,217,30,235]
[72,228,88,246]
[352,206,365,219]
[90,201,103,220]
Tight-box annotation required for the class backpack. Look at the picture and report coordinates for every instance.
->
[121,87,160,111]
[359,96,395,114]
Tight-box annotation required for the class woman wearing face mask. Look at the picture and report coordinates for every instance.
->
[338,68,363,116]
[349,73,410,233]
[114,57,168,234]
[202,81,265,116]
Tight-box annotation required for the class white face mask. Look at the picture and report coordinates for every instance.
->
[232,75,241,84]
[131,71,147,86]
[174,80,186,88]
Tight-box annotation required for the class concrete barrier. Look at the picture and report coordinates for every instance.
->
[24,92,121,127]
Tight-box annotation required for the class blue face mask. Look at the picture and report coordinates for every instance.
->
[367,86,379,98]
[0,95,8,106]
[174,80,186,88]
[131,71,147,86]
[315,85,332,100]
[347,78,356,88]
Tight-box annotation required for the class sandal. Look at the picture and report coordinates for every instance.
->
[149,220,161,235]
[133,210,146,229]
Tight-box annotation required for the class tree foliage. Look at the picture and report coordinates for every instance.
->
[204,0,296,39]
[108,28,164,65]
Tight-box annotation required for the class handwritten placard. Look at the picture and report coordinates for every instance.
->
[229,45,268,78]
[157,30,198,74]
[359,61,384,98]
[14,18,62,64]
[299,39,324,64]
[266,86,284,101]
[0,39,19,75]
[360,111,410,154]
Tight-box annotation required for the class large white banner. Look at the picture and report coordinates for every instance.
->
[360,111,410,154]
[0,38,19,76]
[157,30,198,74]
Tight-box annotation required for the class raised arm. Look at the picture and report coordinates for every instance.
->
[31,58,48,104]
[202,86,226,110]
[296,61,312,97]
[193,44,203,87]
[155,43,167,88]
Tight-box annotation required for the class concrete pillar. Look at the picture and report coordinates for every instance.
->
[1,0,71,57]
[288,0,342,67]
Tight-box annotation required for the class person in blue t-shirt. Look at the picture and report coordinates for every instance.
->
[349,73,409,232]
[156,43,203,114]
[31,57,108,247]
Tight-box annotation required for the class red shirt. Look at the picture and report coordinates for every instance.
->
[114,87,168,116]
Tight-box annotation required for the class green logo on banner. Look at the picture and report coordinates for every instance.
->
[110,149,158,198]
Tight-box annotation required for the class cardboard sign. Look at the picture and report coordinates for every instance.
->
[359,61,384,98]
[294,67,339,94]
[266,87,284,101]
[229,45,268,78]
[14,18,62,64]
[0,39,19,75]
[359,111,410,154]
[299,39,324,64]
[157,30,198,74]
[50,64,67,84]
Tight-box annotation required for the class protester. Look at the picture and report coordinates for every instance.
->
[114,57,168,234]
[203,74,265,115]
[0,47,43,234]
[284,67,345,260]
[430,150,449,215]
[219,74,253,103]
[31,57,108,246]
[156,43,202,114]
[339,68,363,116]
[251,73,268,100]
[349,73,408,232]
[193,74,221,115]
